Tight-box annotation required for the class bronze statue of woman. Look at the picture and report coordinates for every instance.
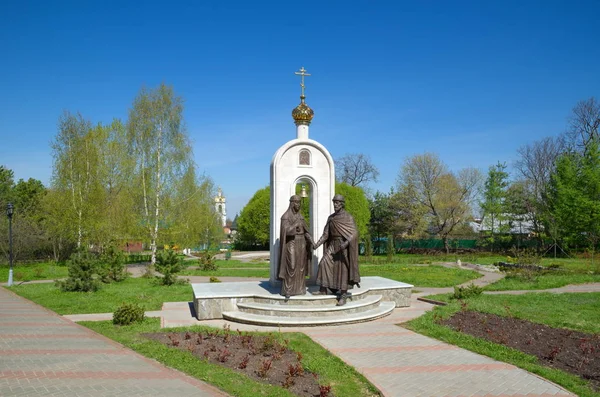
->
[277,195,313,298]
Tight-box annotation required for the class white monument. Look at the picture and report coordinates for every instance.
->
[190,68,412,326]
[269,67,335,286]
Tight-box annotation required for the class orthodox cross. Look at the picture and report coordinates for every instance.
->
[294,67,311,97]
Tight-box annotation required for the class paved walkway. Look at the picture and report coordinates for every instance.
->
[0,286,228,397]
[304,297,576,397]
[5,260,600,396]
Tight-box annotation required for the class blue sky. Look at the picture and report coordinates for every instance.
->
[1,1,599,217]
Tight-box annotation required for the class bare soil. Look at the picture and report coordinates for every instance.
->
[143,327,333,397]
[441,311,600,390]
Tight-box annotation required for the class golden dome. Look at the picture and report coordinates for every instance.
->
[292,95,314,125]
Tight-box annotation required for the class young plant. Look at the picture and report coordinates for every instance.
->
[238,355,250,369]
[56,249,100,292]
[258,359,273,378]
[199,249,218,271]
[112,302,145,325]
[98,244,128,283]
[155,249,184,285]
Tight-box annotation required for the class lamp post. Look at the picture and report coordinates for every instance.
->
[6,203,14,287]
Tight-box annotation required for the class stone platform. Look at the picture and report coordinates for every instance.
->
[192,276,413,327]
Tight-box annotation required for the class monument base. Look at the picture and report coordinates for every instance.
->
[192,276,412,327]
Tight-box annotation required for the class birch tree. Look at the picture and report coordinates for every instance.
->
[51,111,103,248]
[127,84,192,265]
[167,166,222,249]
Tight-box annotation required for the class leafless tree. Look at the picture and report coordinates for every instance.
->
[566,97,600,154]
[336,153,380,188]
[515,136,565,202]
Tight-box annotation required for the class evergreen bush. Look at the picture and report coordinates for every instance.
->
[98,244,128,283]
[199,249,218,271]
[155,249,184,285]
[113,302,145,325]
[56,249,100,292]
[451,283,483,300]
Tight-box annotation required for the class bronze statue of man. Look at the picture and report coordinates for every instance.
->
[277,195,313,298]
[313,194,360,306]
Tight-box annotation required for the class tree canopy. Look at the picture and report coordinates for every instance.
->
[396,153,481,252]
[335,182,370,239]
[236,186,271,247]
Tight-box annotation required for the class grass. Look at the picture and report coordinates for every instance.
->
[0,261,69,282]
[213,259,269,268]
[360,264,480,287]
[7,277,192,314]
[82,318,381,397]
[405,293,600,397]
[181,259,482,287]
[361,253,600,290]
[485,272,600,291]
[180,268,271,278]
[180,259,270,274]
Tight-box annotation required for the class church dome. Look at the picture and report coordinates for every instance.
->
[292,95,314,125]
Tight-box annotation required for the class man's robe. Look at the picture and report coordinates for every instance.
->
[316,209,360,291]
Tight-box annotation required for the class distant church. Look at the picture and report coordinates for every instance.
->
[214,188,227,227]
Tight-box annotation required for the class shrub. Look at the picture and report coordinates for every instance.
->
[56,249,100,292]
[209,276,221,283]
[113,302,145,325]
[509,247,541,265]
[98,244,128,283]
[155,249,184,285]
[34,267,44,278]
[199,250,218,271]
[451,283,483,300]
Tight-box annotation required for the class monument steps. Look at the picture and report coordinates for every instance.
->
[236,294,382,317]
[246,291,369,306]
[222,301,395,327]
[192,277,413,326]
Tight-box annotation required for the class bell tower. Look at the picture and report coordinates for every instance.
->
[215,188,226,227]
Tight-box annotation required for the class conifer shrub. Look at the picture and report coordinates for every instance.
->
[98,244,128,283]
[113,302,145,325]
[451,283,483,300]
[199,249,218,271]
[56,249,100,292]
[155,249,184,285]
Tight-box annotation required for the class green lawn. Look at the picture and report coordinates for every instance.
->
[6,277,192,314]
[213,259,269,268]
[361,253,506,266]
[180,268,270,278]
[83,319,380,397]
[360,264,480,287]
[362,253,600,290]
[406,293,600,397]
[181,261,481,287]
[485,272,600,291]
[0,261,69,282]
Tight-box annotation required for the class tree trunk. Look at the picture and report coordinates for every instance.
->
[443,236,450,254]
